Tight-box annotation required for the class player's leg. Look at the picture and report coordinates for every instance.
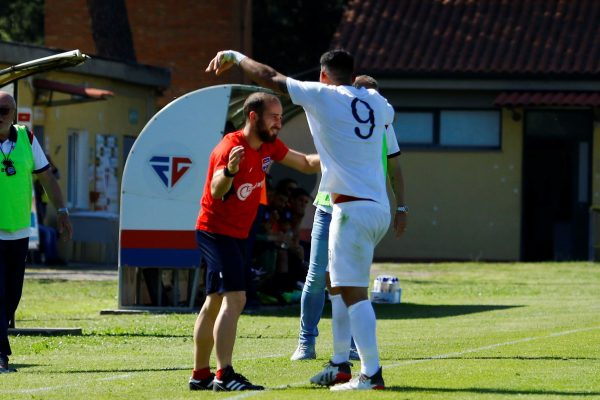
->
[310,209,355,386]
[0,239,11,372]
[328,272,352,364]
[207,235,264,391]
[192,231,246,389]
[190,292,222,390]
[193,293,222,369]
[0,238,28,373]
[329,202,389,390]
[293,208,330,360]
[214,290,246,369]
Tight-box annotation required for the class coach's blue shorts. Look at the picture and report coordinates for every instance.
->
[196,230,248,295]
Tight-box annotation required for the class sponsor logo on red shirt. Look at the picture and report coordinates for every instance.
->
[237,180,264,201]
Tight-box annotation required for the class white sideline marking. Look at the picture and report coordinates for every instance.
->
[0,352,286,395]
[385,325,600,369]
[223,325,600,400]
[0,374,132,394]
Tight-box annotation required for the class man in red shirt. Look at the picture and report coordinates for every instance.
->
[190,92,320,392]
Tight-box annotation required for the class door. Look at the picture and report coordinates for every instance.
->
[67,129,89,209]
[522,110,593,261]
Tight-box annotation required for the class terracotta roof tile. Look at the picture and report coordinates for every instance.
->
[494,91,600,106]
[331,0,600,77]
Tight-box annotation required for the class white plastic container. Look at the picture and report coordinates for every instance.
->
[371,275,401,304]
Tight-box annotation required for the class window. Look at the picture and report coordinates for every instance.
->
[393,112,434,144]
[394,109,501,149]
[440,111,500,147]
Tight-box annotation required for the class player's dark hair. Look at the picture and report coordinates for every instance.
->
[243,92,280,120]
[353,75,379,91]
[320,49,354,84]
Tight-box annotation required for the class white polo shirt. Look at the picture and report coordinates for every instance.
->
[286,78,395,206]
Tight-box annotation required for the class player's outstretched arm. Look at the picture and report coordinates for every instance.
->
[206,50,289,95]
[279,149,320,174]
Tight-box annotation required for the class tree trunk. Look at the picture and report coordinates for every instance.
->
[87,0,136,62]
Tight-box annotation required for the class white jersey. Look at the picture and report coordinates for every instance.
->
[385,124,401,156]
[287,78,395,206]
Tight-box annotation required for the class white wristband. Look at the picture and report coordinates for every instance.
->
[223,50,247,65]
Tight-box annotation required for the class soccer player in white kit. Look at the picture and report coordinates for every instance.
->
[206,49,405,390]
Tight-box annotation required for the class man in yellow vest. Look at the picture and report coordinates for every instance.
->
[0,91,72,373]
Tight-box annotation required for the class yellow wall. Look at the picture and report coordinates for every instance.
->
[377,109,523,260]
[11,71,158,263]
[593,118,600,203]
[591,116,600,257]
[282,108,525,261]
[15,72,156,212]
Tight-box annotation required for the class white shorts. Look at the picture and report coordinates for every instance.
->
[328,200,390,287]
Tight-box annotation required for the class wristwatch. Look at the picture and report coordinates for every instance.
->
[396,206,408,213]
[223,166,237,177]
[57,207,69,215]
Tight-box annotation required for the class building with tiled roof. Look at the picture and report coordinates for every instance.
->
[329,0,600,261]
[333,0,600,78]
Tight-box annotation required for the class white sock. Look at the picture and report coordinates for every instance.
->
[330,294,351,364]
[348,299,380,376]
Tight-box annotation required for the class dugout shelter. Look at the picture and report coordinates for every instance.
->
[118,84,307,311]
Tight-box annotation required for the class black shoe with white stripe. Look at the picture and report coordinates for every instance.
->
[188,373,215,390]
[213,366,264,391]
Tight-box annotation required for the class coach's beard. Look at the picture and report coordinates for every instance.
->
[257,121,278,143]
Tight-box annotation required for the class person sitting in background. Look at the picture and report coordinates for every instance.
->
[275,177,298,198]
[253,185,312,304]
[252,186,289,302]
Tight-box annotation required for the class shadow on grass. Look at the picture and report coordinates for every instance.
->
[265,385,600,396]
[249,302,522,320]
[86,332,189,338]
[49,366,189,374]
[8,363,38,370]
[374,302,522,320]
[386,385,600,396]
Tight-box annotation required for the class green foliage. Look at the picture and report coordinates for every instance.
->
[2,262,599,399]
[0,0,44,45]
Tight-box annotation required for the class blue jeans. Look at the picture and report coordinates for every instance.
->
[38,224,59,262]
[298,208,331,345]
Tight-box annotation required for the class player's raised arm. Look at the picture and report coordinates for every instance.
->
[205,50,289,95]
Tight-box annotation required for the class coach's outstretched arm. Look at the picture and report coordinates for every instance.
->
[206,50,289,95]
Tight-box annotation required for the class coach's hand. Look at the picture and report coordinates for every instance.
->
[227,145,245,174]
[206,50,247,76]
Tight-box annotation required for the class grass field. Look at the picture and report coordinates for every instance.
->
[1,262,599,399]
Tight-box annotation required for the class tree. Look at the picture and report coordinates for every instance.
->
[0,0,44,45]
[87,0,136,62]
[252,0,346,80]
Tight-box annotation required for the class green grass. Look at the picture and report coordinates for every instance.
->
[2,262,600,399]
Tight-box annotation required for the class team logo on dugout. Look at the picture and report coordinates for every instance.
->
[149,156,192,190]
